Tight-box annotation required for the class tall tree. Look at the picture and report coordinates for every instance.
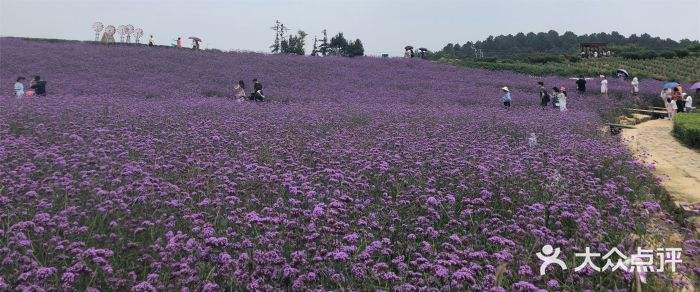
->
[329,33,349,56]
[347,39,364,57]
[320,29,329,56]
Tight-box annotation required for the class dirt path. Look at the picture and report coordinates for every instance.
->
[622,118,700,211]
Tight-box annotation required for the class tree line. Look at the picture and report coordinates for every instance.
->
[270,21,364,57]
[435,31,699,60]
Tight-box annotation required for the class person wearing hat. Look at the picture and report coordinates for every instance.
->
[501,87,512,108]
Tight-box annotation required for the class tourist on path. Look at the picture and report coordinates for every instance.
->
[576,77,586,93]
[665,97,676,119]
[14,77,25,98]
[538,82,550,109]
[684,94,693,112]
[631,77,639,96]
[600,76,608,97]
[674,86,685,113]
[501,87,511,108]
[233,80,246,102]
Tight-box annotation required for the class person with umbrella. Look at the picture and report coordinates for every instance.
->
[404,46,412,58]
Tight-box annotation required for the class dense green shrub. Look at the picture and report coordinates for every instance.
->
[674,49,690,58]
[660,51,676,59]
[673,113,700,148]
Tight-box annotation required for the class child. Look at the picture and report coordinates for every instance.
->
[666,97,676,119]
[501,87,511,108]
[558,87,568,112]
[14,77,25,98]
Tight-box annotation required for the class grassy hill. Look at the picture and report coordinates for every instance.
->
[440,56,700,83]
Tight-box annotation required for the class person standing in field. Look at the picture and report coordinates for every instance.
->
[600,76,608,97]
[557,87,568,112]
[251,79,264,101]
[176,37,182,48]
[576,76,587,93]
[538,82,550,109]
[631,77,639,96]
[501,87,511,108]
[148,35,155,47]
[14,77,25,98]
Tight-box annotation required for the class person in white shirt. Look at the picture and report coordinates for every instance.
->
[666,97,677,119]
[558,87,568,112]
[600,76,608,96]
[14,77,25,98]
[684,93,693,112]
[631,77,639,96]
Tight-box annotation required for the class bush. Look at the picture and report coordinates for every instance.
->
[660,51,676,59]
[674,49,690,58]
[673,112,700,148]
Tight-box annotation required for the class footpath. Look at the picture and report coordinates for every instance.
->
[622,118,700,228]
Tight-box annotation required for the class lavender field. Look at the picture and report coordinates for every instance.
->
[0,38,694,290]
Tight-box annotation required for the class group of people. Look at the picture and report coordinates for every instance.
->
[574,75,640,97]
[14,76,47,98]
[536,82,568,111]
[148,35,201,50]
[231,79,265,102]
[580,50,613,58]
[661,85,694,119]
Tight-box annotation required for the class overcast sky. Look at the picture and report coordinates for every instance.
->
[1,0,698,56]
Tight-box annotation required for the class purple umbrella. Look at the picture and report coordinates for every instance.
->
[690,82,700,90]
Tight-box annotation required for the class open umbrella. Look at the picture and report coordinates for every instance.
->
[189,36,202,42]
[689,82,700,90]
[663,82,679,89]
[404,45,413,50]
[419,47,428,51]
[616,69,629,77]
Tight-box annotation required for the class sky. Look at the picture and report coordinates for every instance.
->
[1,0,699,56]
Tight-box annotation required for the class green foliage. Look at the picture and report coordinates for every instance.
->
[329,33,349,56]
[673,112,700,148]
[346,39,365,57]
[436,31,698,59]
[441,56,700,83]
[280,30,307,55]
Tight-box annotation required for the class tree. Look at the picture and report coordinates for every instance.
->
[311,36,319,56]
[319,29,329,56]
[281,30,307,55]
[329,33,349,56]
[347,39,364,57]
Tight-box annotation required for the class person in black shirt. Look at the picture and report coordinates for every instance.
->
[251,79,264,101]
[30,76,47,96]
[576,77,586,93]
